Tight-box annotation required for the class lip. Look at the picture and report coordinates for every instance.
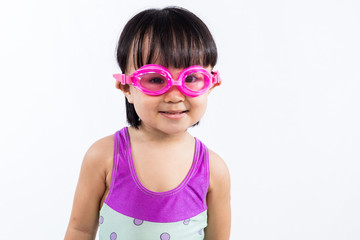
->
[159,110,188,119]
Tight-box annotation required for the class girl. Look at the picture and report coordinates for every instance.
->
[65,6,231,240]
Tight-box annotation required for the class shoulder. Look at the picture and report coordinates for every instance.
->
[65,134,116,238]
[82,134,115,175]
[204,149,231,238]
[85,134,114,158]
[208,149,231,193]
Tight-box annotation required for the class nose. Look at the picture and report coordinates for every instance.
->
[163,85,185,103]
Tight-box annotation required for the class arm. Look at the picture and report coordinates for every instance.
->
[204,150,231,240]
[65,136,114,240]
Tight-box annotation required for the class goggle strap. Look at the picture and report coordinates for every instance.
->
[113,74,132,85]
[212,71,221,86]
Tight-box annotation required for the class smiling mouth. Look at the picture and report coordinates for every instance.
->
[159,110,189,119]
[159,110,189,114]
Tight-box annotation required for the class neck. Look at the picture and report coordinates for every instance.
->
[128,124,192,145]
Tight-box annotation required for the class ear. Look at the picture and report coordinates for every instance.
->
[116,81,134,103]
[208,77,222,94]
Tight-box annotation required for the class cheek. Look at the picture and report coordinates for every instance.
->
[132,100,148,120]
[191,97,208,115]
[132,93,159,117]
[129,87,147,105]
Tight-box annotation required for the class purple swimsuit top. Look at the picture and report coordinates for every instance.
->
[103,127,210,223]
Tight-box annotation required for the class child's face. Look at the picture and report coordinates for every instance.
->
[118,64,212,135]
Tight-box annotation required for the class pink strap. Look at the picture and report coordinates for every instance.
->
[113,74,131,85]
[212,71,221,85]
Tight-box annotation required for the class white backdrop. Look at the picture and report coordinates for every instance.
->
[1,0,359,239]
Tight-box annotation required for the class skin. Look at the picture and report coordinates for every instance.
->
[65,65,231,240]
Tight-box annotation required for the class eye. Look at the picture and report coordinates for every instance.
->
[185,75,197,83]
[185,73,204,83]
[139,73,167,85]
[184,73,206,91]
[149,77,165,84]
[138,73,167,91]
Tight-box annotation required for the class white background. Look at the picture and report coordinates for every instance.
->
[1,0,359,239]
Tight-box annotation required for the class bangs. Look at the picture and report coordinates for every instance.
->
[118,7,217,73]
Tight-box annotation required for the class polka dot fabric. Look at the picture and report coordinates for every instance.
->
[99,204,207,239]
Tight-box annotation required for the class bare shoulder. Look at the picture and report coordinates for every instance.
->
[205,149,231,239]
[65,134,115,239]
[83,134,115,171]
[208,149,231,192]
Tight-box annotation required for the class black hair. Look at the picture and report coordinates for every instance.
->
[116,6,218,129]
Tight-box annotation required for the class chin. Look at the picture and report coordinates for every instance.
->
[157,123,191,136]
[162,126,188,135]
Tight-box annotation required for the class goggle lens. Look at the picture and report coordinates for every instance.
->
[138,73,168,91]
[183,72,208,91]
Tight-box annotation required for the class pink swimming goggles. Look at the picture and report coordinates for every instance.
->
[113,64,221,97]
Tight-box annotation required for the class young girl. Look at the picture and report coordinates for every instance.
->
[65,6,231,240]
